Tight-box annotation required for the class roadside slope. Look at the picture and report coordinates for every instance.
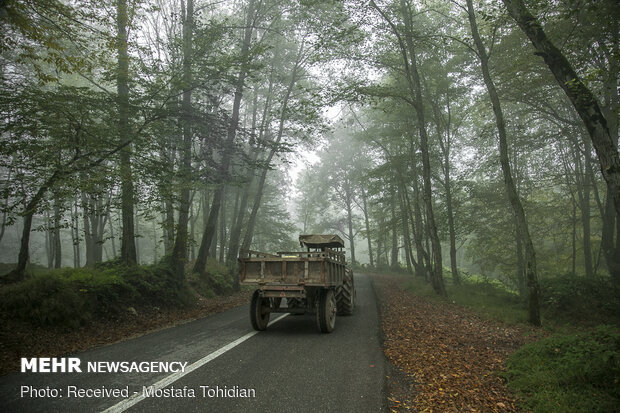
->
[374,274,529,412]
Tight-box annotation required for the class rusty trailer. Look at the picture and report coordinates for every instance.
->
[239,234,355,333]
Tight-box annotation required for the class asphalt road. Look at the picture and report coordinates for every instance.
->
[0,273,386,413]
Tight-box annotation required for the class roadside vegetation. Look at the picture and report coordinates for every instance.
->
[386,269,620,412]
[0,259,238,329]
[505,326,619,413]
[0,260,247,375]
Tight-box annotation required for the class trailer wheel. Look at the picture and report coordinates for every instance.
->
[336,271,355,315]
[250,290,270,331]
[316,289,336,333]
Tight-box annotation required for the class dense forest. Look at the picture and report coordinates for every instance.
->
[1,0,618,329]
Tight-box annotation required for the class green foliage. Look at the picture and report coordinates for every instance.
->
[539,273,620,326]
[405,270,527,325]
[0,262,193,328]
[505,326,620,413]
[0,273,93,328]
[187,258,234,298]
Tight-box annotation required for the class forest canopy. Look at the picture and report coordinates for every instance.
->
[0,0,618,327]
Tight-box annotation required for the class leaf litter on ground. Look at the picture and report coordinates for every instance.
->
[374,274,537,412]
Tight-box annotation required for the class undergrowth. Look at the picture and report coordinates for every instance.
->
[504,326,620,413]
[186,258,234,298]
[388,267,620,412]
[0,262,194,328]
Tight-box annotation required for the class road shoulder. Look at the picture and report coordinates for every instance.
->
[373,274,527,412]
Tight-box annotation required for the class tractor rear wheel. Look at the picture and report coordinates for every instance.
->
[336,270,355,315]
[316,289,336,333]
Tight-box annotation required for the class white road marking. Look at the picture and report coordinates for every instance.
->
[101,314,288,413]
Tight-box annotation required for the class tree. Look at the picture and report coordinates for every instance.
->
[116,0,137,266]
[465,0,541,325]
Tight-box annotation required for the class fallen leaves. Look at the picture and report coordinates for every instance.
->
[374,275,532,412]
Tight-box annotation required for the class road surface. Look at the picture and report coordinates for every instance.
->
[0,273,386,412]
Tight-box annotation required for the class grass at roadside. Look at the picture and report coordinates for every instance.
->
[403,273,527,325]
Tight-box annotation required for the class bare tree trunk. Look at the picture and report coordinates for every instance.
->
[345,182,356,265]
[360,187,374,267]
[599,27,620,284]
[134,210,140,265]
[573,137,594,277]
[226,80,274,265]
[72,200,81,268]
[390,182,399,269]
[408,146,429,279]
[467,0,541,325]
[53,198,61,268]
[82,192,95,267]
[171,0,194,278]
[399,2,446,296]
[109,209,117,259]
[45,210,52,268]
[219,187,226,262]
[117,0,136,266]
[432,96,460,285]
[397,180,414,274]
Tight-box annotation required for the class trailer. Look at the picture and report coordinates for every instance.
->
[238,234,355,333]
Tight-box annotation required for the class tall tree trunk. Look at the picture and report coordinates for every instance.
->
[239,40,304,258]
[573,137,594,277]
[467,0,541,325]
[397,180,414,274]
[82,193,95,268]
[72,200,81,268]
[0,168,11,245]
[219,187,227,262]
[345,182,356,265]
[189,198,196,262]
[134,210,140,265]
[396,0,446,295]
[361,187,374,267]
[226,78,275,265]
[408,146,430,279]
[376,214,384,267]
[53,202,61,268]
[433,97,460,285]
[109,209,117,258]
[193,0,257,275]
[117,0,136,266]
[94,198,107,264]
[501,0,620,220]
[600,27,620,284]
[171,0,194,279]
[390,182,399,269]
[163,200,174,256]
[45,210,53,268]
